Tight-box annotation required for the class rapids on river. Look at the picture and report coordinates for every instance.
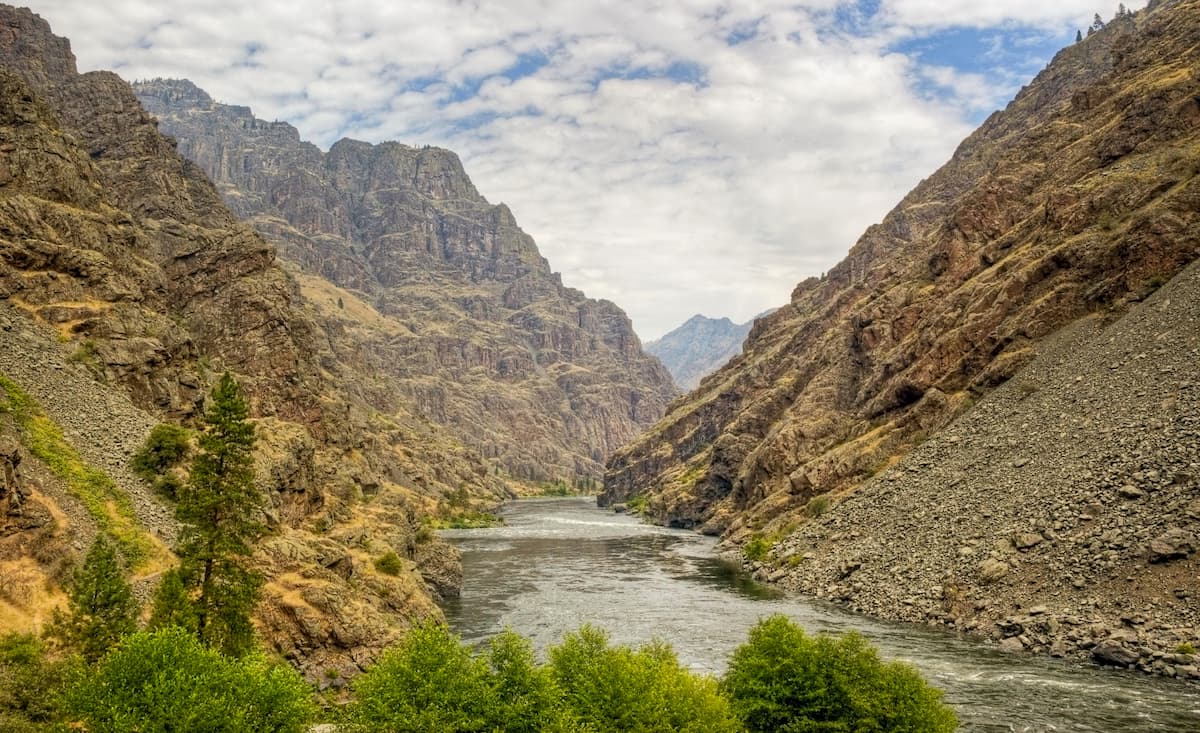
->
[440,497,1200,732]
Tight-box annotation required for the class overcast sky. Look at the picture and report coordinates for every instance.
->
[29,1,1142,340]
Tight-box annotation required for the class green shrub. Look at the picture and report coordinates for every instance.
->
[131,423,191,481]
[153,473,184,501]
[485,631,578,733]
[743,534,774,563]
[625,495,649,514]
[349,623,496,732]
[1176,641,1196,656]
[0,633,78,732]
[722,615,956,733]
[549,626,741,732]
[373,551,404,576]
[805,494,832,518]
[63,627,315,733]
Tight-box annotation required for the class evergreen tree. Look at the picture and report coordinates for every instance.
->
[175,372,266,656]
[45,535,138,662]
[147,567,198,632]
[1076,29,1084,43]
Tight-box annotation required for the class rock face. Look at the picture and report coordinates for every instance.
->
[602,0,1200,673]
[646,314,758,391]
[132,80,677,485]
[0,4,509,674]
[771,258,1200,677]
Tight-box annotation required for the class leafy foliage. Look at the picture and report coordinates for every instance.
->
[722,615,957,733]
[373,551,404,576]
[174,373,266,656]
[0,633,78,732]
[549,625,741,733]
[743,534,775,563]
[484,631,578,733]
[44,536,138,662]
[131,423,190,481]
[349,623,497,732]
[63,627,315,733]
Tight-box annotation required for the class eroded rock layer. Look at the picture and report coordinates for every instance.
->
[133,81,677,485]
[0,4,507,675]
[602,0,1200,670]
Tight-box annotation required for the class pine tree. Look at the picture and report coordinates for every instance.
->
[175,372,266,656]
[147,567,198,631]
[45,535,138,662]
[1076,29,1084,43]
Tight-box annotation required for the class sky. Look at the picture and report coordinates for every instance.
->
[28,1,1142,340]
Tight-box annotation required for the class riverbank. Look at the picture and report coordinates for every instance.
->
[447,498,1200,730]
[729,264,1200,682]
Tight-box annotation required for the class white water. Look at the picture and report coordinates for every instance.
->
[441,497,1200,732]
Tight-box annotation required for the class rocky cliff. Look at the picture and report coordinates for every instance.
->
[647,314,758,391]
[0,4,509,676]
[131,81,677,486]
[602,0,1200,672]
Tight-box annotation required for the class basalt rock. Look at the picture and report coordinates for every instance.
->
[0,4,509,672]
[603,1,1200,538]
[603,0,1200,676]
[134,79,677,486]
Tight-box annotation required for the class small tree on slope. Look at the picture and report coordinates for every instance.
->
[171,372,266,656]
[45,534,138,662]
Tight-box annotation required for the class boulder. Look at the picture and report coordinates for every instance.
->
[1148,528,1196,563]
[1091,640,1140,667]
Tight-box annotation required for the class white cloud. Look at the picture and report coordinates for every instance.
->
[22,0,1126,339]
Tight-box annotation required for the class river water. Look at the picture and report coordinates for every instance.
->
[440,497,1200,732]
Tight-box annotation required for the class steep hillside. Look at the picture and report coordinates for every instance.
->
[647,315,755,391]
[770,256,1200,676]
[0,5,508,675]
[600,0,1200,671]
[131,80,677,486]
[601,0,1200,666]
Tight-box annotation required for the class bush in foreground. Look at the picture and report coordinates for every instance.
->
[550,625,741,732]
[350,623,738,732]
[0,633,78,732]
[722,615,957,732]
[63,627,315,733]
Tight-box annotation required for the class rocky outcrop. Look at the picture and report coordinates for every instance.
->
[646,314,758,391]
[133,80,677,485]
[763,258,1200,677]
[603,0,1200,530]
[0,4,507,674]
[602,0,1200,674]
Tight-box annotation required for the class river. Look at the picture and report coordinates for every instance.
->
[439,497,1200,732]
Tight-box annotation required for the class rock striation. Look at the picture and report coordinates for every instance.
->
[0,4,509,675]
[646,314,759,391]
[769,258,1200,677]
[602,0,1200,673]
[132,80,677,486]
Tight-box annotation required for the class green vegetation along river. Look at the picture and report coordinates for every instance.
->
[440,497,1200,732]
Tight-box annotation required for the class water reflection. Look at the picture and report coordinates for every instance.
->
[441,497,1200,732]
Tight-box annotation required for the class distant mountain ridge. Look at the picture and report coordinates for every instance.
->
[646,314,759,391]
[134,78,677,485]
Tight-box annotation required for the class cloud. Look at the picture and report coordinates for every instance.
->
[22,0,1141,339]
